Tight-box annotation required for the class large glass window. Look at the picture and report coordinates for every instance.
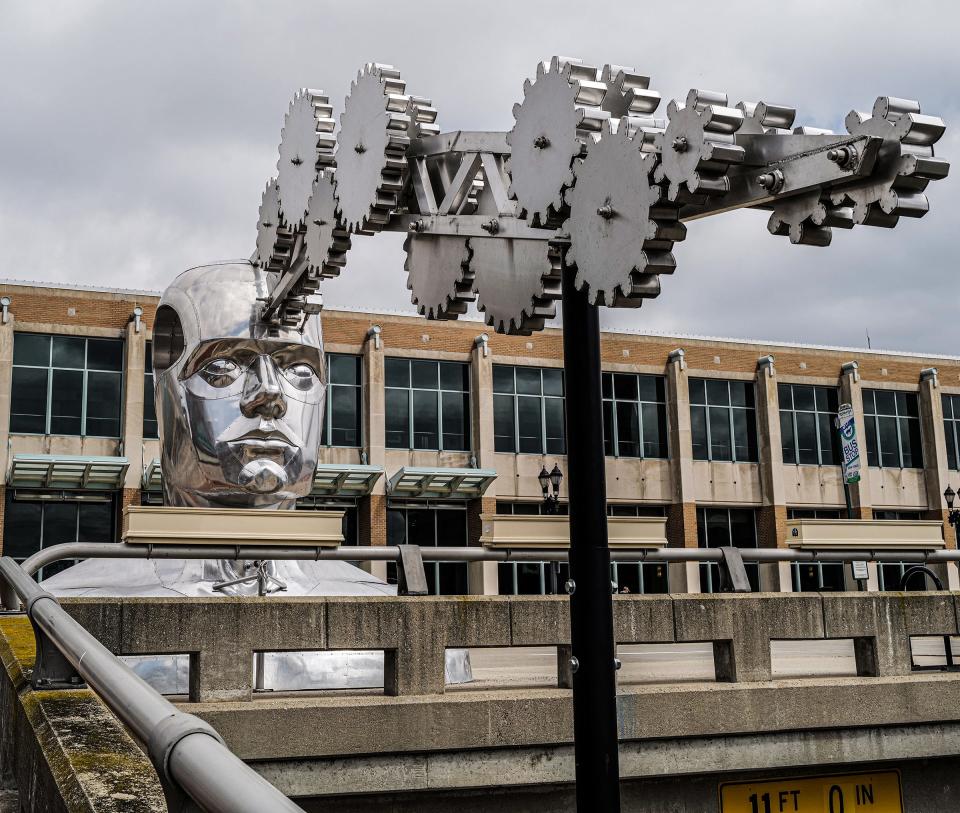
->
[787,508,845,591]
[493,365,565,455]
[3,492,116,580]
[11,333,124,437]
[690,379,758,462]
[779,383,840,466]
[863,390,923,469]
[386,503,468,594]
[601,372,668,458]
[322,355,362,447]
[944,394,960,471]
[696,507,759,592]
[143,341,158,439]
[385,359,470,451]
[874,510,926,590]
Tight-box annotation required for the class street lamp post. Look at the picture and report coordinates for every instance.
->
[540,464,564,595]
[944,486,960,544]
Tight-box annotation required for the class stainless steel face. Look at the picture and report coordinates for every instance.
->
[565,122,684,307]
[829,97,947,227]
[334,63,411,234]
[506,57,607,228]
[276,89,336,228]
[472,237,562,335]
[303,173,351,279]
[154,262,325,509]
[403,233,475,320]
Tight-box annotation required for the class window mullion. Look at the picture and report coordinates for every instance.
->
[612,395,619,458]
[729,405,737,463]
[894,405,905,468]
[45,367,53,434]
[408,388,414,449]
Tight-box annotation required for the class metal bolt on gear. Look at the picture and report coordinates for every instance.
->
[472,238,563,335]
[564,120,685,307]
[829,96,948,228]
[255,179,296,273]
[276,88,336,228]
[403,233,475,321]
[654,89,746,202]
[506,56,608,228]
[335,63,415,234]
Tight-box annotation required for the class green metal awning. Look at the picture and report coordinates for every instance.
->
[312,463,383,496]
[143,458,163,491]
[9,454,129,490]
[387,466,497,500]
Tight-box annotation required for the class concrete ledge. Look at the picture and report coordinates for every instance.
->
[187,673,960,762]
[0,616,164,813]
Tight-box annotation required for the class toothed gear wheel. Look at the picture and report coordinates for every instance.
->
[655,89,746,202]
[255,179,296,272]
[472,238,562,335]
[564,121,685,307]
[736,100,796,135]
[767,191,854,247]
[404,234,474,320]
[404,95,440,140]
[335,63,412,234]
[276,89,336,228]
[829,96,949,228]
[506,57,608,228]
[303,173,352,279]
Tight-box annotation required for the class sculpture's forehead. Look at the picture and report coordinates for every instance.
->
[159,262,322,350]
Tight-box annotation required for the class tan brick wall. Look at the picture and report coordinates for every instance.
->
[358,494,387,547]
[757,504,788,549]
[467,497,496,547]
[666,502,698,548]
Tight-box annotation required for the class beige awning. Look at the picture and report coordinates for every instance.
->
[9,454,128,490]
[387,466,497,500]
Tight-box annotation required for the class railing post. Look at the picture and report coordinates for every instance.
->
[397,544,429,595]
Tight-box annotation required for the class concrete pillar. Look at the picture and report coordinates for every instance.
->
[0,311,13,552]
[839,361,872,519]
[755,356,790,591]
[361,325,387,580]
[665,349,700,593]
[468,333,498,594]
[121,321,146,498]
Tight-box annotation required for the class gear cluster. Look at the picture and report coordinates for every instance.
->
[250,57,950,336]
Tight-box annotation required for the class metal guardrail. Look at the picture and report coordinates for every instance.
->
[0,557,306,813]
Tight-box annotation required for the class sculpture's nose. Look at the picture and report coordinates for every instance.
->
[240,355,287,419]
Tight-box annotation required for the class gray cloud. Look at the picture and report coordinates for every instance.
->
[1,0,956,353]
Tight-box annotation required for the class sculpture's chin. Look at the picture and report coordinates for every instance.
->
[238,459,289,494]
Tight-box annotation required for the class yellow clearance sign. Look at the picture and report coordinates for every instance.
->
[719,772,902,812]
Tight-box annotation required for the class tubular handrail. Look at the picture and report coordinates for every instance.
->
[0,557,306,813]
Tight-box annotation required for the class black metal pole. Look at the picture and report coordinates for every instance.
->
[561,267,621,811]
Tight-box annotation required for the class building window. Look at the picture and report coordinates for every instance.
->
[385,359,470,451]
[696,507,759,592]
[322,354,362,447]
[944,394,960,471]
[779,383,840,466]
[386,503,468,594]
[874,510,926,590]
[601,372,668,458]
[493,365,565,455]
[863,390,923,469]
[2,491,116,580]
[143,341,158,439]
[690,379,758,462]
[787,508,845,591]
[10,333,124,437]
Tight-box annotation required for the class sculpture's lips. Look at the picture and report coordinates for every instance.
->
[229,434,295,464]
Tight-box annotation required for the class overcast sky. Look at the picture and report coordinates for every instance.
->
[1,1,957,354]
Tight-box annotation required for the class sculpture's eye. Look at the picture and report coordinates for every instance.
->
[198,358,242,388]
[281,362,318,390]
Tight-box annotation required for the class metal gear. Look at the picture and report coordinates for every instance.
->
[303,173,351,279]
[472,238,563,335]
[506,56,608,228]
[276,89,336,228]
[767,190,853,247]
[334,63,413,234]
[564,120,685,307]
[829,96,948,228]
[654,89,746,202]
[255,179,296,273]
[736,100,796,135]
[404,234,474,320]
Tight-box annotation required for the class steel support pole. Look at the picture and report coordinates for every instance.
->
[561,267,621,811]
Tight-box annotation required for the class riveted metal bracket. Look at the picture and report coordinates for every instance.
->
[396,544,429,596]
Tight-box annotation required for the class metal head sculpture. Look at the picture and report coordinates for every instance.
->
[152,261,325,509]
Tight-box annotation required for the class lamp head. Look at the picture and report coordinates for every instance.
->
[549,464,563,490]
[538,466,550,495]
[945,485,956,509]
